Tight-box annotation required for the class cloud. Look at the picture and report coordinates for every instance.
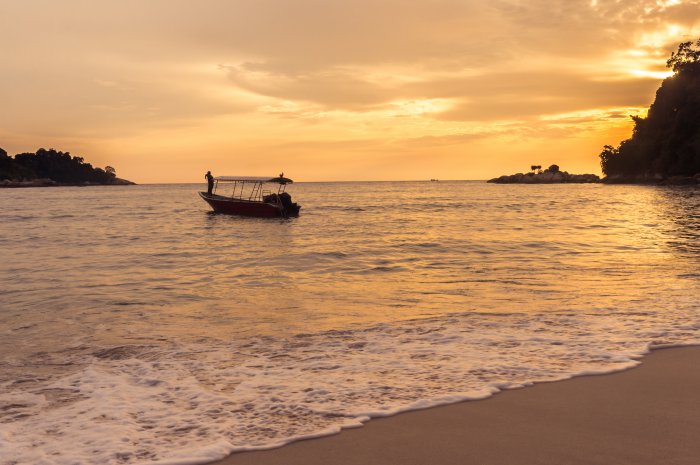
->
[222,63,393,109]
[427,73,661,121]
[220,63,661,121]
[1,0,700,180]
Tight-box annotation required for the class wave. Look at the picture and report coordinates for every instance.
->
[2,307,700,465]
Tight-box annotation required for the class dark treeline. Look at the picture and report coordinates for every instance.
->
[0,147,126,184]
[600,39,700,180]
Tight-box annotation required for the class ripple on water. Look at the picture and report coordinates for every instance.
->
[0,182,699,464]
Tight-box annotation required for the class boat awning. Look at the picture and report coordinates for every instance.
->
[214,176,293,184]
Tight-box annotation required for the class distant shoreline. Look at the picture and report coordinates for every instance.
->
[4,178,699,187]
[1,148,135,188]
[602,174,700,185]
[488,170,700,185]
[1,178,135,188]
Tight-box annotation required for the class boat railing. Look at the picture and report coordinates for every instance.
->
[249,182,262,201]
[211,176,292,205]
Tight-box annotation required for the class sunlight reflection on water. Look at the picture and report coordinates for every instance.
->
[0,182,698,464]
[1,182,698,353]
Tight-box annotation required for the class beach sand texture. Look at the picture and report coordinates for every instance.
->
[217,346,700,465]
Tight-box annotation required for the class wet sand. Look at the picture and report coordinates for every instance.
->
[215,346,700,465]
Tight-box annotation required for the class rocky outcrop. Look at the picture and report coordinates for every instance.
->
[488,170,600,184]
[0,177,135,188]
[0,178,57,188]
[602,173,700,185]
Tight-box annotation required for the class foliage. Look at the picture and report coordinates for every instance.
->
[666,39,700,73]
[1,147,35,180]
[0,148,120,183]
[600,39,700,177]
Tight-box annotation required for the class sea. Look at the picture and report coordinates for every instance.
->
[1,181,699,465]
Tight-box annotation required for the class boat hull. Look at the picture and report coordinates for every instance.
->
[199,192,299,217]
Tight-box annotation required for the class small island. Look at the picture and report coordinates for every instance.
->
[488,164,600,184]
[491,39,700,186]
[599,39,700,185]
[0,147,134,187]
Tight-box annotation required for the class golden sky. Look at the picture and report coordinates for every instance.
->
[1,0,699,182]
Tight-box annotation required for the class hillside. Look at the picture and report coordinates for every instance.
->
[0,148,134,187]
[600,39,700,184]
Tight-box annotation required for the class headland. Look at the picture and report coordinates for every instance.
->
[598,40,700,184]
[0,147,134,187]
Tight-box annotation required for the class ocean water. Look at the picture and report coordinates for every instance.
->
[1,181,699,464]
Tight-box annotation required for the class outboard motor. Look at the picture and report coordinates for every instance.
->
[279,192,293,208]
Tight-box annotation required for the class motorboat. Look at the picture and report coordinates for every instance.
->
[199,175,301,217]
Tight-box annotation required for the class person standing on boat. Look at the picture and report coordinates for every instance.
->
[205,171,214,195]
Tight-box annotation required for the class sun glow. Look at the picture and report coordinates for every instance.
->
[638,25,685,49]
[2,1,700,182]
[629,69,675,79]
[390,99,453,116]
[658,0,682,7]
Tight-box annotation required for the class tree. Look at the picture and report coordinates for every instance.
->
[667,39,700,72]
[0,149,37,180]
[600,38,700,178]
[3,148,124,183]
[599,145,620,175]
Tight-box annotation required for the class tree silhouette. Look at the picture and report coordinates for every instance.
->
[1,148,123,183]
[600,39,700,177]
[667,39,700,72]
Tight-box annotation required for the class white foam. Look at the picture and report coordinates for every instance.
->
[2,308,700,465]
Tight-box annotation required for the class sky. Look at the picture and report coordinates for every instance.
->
[1,0,699,183]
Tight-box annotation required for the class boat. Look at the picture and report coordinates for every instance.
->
[199,175,301,217]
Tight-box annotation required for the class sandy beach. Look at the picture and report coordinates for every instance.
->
[216,346,700,465]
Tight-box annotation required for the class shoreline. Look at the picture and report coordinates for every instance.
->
[0,179,135,188]
[488,175,700,185]
[214,345,700,465]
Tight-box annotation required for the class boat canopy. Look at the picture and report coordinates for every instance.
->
[214,176,293,184]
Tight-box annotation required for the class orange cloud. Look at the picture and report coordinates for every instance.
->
[1,0,699,182]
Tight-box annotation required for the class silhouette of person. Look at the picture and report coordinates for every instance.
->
[205,171,214,195]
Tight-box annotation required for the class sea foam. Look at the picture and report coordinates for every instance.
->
[2,182,699,464]
[2,306,699,465]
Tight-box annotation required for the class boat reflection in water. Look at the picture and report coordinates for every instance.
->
[199,175,301,217]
